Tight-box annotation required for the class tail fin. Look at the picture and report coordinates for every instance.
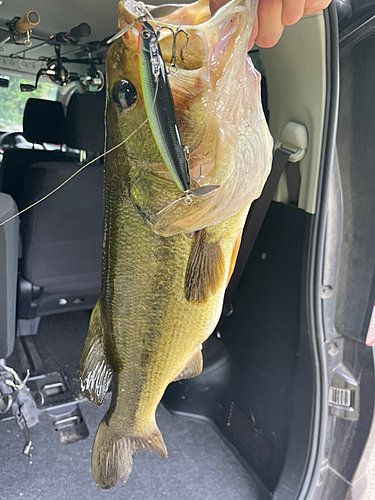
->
[92,418,168,489]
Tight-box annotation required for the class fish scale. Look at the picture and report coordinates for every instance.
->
[102,170,246,420]
[79,0,272,490]
[84,146,248,486]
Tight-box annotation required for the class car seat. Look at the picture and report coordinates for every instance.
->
[17,91,105,324]
[0,98,78,208]
[0,194,18,359]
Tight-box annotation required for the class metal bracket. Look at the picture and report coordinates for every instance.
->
[275,121,308,163]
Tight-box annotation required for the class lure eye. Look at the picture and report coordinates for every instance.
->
[142,30,150,39]
[112,80,137,111]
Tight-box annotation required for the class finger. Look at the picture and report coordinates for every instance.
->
[255,0,284,48]
[248,14,259,51]
[304,0,331,15]
[281,0,305,26]
[209,0,228,16]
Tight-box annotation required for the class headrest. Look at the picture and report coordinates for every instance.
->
[23,99,65,145]
[65,91,105,152]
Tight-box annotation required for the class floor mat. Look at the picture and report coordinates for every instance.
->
[1,400,268,500]
[4,311,269,499]
[6,311,91,403]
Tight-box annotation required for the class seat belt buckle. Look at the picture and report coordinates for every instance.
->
[274,122,308,163]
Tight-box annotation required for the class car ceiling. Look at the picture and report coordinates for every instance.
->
[0,0,166,75]
[1,0,120,41]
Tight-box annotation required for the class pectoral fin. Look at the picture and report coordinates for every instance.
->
[174,347,203,381]
[80,302,113,406]
[185,228,225,305]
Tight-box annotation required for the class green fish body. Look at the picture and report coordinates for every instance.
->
[80,0,272,490]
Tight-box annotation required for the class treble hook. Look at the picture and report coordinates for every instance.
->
[183,145,204,185]
[174,26,189,51]
[190,165,204,184]
[156,25,188,74]
[170,26,188,73]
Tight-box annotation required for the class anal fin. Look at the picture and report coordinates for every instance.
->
[174,346,203,381]
[226,230,243,287]
[80,302,112,406]
[185,228,225,305]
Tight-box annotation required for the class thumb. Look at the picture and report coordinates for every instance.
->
[248,14,259,51]
[209,0,228,15]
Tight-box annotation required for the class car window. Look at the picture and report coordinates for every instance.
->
[0,76,57,133]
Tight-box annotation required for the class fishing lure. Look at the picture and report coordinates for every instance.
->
[139,20,220,210]
[139,20,191,194]
[109,1,219,203]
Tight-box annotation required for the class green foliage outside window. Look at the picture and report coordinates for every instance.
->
[0,76,57,132]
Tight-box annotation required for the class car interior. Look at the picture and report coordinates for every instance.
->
[1,1,371,499]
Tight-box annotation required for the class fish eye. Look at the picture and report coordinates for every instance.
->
[112,80,137,111]
[142,31,150,39]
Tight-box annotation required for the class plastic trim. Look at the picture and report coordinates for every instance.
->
[299,3,340,499]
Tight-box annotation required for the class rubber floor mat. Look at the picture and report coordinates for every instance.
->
[1,399,269,500]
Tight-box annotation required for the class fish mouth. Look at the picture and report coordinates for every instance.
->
[124,0,207,21]
[119,0,246,28]
[112,0,273,238]
[117,0,249,69]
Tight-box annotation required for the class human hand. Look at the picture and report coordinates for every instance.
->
[210,0,332,50]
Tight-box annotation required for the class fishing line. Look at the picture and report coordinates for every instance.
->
[0,119,148,228]
[0,20,183,229]
[0,75,161,229]
[0,129,147,226]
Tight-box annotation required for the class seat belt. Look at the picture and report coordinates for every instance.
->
[285,161,301,206]
[219,147,294,323]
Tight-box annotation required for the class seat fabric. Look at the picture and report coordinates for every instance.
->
[1,98,77,207]
[0,194,18,358]
[18,91,105,318]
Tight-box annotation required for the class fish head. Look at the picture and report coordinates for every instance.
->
[106,0,273,236]
[106,2,211,160]
[105,1,214,179]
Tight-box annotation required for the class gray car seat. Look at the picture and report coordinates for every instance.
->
[0,98,78,208]
[17,91,105,320]
[0,194,18,359]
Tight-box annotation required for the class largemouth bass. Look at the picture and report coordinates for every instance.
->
[80,0,272,489]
